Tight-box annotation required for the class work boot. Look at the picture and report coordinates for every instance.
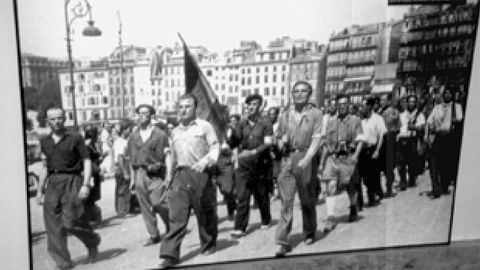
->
[274,245,292,258]
[349,205,358,222]
[323,216,337,233]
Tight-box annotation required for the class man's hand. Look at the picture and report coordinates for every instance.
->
[297,157,310,169]
[147,164,162,174]
[239,150,256,159]
[191,159,208,173]
[351,154,359,163]
[317,163,324,175]
[372,150,379,159]
[36,192,44,205]
[78,186,91,200]
[164,174,172,187]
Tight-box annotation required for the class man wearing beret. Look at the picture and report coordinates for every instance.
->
[230,93,273,238]
[127,104,171,246]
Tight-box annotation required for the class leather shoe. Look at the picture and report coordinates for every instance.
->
[349,205,358,222]
[143,235,161,246]
[304,237,315,245]
[55,264,74,270]
[230,230,246,238]
[274,245,292,258]
[323,217,337,233]
[158,257,179,269]
[201,246,216,256]
[87,233,101,263]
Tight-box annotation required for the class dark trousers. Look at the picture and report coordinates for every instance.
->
[397,138,421,188]
[430,133,457,195]
[134,168,169,238]
[115,168,131,216]
[43,174,100,268]
[275,151,318,246]
[214,158,237,216]
[380,132,397,193]
[160,168,217,260]
[359,146,382,204]
[84,174,102,223]
[234,161,272,231]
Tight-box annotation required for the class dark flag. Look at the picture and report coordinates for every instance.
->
[178,33,227,141]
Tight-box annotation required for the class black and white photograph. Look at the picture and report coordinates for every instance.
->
[15,0,479,269]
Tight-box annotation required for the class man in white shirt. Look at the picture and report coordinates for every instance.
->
[358,97,387,206]
[397,95,425,190]
[321,99,337,136]
[427,88,463,197]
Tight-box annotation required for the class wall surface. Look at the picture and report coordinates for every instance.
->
[0,1,479,269]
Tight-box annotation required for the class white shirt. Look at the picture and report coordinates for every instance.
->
[100,129,111,153]
[399,109,425,138]
[427,102,463,132]
[113,137,128,163]
[139,125,154,143]
[361,112,387,146]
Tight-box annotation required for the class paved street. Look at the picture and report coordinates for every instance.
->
[29,170,453,270]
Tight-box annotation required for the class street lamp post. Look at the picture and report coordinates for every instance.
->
[117,11,125,119]
[64,0,102,127]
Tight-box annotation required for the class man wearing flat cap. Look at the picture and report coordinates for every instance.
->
[230,93,273,238]
[126,104,171,246]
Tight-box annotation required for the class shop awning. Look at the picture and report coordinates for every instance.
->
[371,83,395,94]
[344,76,372,82]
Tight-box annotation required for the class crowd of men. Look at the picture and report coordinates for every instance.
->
[34,80,464,269]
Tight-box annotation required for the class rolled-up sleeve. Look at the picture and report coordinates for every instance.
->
[203,121,220,164]
[312,110,323,138]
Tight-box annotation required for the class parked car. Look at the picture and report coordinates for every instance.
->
[26,140,46,197]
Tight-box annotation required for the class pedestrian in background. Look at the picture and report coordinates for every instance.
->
[397,95,426,190]
[83,125,105,227]
[378,93,401,197]
[159,94,220,268]
[358,97,387,207]
[36,107,100,270]
[213,113,239,221]
[113,119,134,217]
[427,88,463,197]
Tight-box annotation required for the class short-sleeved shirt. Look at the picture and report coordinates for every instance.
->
[399,109,426,138]
[40,130,89,173]
[127,126,169,168]
[427,102,463,132]
[171,119,220,167]
[238,115,273,151]
[381,107,401,132]
[361,112,387,146]
[277,104,323,150]
[325,114,363,150]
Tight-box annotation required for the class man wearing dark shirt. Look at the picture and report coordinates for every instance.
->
[230,93,273,238]
[127,104,171,246]
[378,94,401,197]
[36,107,100,270]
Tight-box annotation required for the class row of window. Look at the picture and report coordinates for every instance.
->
[240,86,286,97]
[404,8,475,30]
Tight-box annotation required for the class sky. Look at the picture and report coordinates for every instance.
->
[16,0,413,59]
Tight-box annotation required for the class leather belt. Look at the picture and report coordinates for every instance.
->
[48,169,80,175]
